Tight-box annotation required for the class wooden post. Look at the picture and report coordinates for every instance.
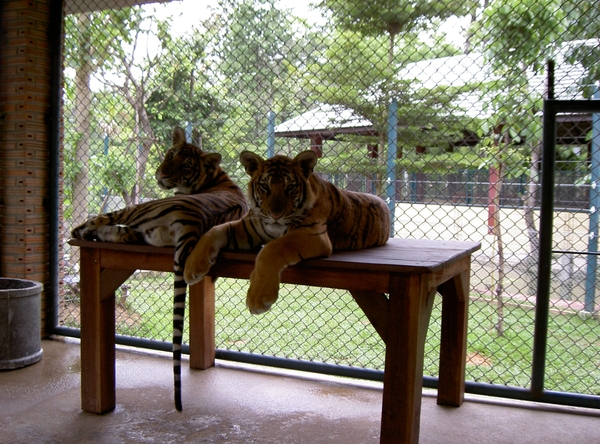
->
[189,277,216,369]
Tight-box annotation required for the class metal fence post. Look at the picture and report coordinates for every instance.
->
[267,111,276,158]
[185,121,193,143]
[532,61,556,398]
[584,85,600,314]
[386,98,398,236]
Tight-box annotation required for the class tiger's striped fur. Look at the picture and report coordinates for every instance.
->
[184,150,390,314]
[71,127,247,411]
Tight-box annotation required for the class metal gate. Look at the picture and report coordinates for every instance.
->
[530,63,600,407]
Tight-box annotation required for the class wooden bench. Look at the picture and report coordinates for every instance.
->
[69,237,480,443]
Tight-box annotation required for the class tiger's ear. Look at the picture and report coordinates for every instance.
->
[203,153,222,172]
[240,151,263,176]
[172,126,186,147]
[294,150,317,178]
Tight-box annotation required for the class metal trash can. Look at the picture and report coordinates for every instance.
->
[0,278,43,369]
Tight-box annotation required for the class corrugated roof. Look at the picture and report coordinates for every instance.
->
[274,104,373,136]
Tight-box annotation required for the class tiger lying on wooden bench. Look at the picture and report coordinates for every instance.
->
[71,126,247,411]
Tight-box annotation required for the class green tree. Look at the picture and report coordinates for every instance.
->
[65,6,230,212]
[562,0,600,94]
[64,9,136,230]
[471,0,566,334]
[303,20,475,172]
[95,7,168,206]
[145,20,227,153]
[306,29,470,148]
[318,0,474,62]
[216,0,317,152]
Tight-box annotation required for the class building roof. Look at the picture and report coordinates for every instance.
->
[274,104,376,139]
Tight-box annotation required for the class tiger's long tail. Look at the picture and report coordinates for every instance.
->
[173,268,186,412]
[172,231,201,411]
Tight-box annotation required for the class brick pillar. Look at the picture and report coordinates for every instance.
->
[0,0,59,337]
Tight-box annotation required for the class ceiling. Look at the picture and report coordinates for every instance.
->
[64,0,172,14]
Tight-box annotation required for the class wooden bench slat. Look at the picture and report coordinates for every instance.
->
[69,237,480,274]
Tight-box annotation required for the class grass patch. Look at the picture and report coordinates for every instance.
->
[60,272,600,396]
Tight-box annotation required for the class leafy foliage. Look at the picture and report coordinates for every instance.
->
[217,0,316,151]
[562,0,600,96]
[318,0,474,59]
[145,25,227,152]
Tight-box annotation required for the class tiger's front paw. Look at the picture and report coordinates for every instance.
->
[183,258,212,286]
[184,243,216,286]
[246,270,280,315]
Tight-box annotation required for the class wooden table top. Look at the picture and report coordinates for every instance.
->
[69,237,481,274]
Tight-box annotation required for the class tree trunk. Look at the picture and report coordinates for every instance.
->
[120,71,155,205]
[73,67,92,224]
[71,13,94,264]
[491,164,505,336]
[135,102,154,205]
[494,214,505,336]
[388,31,395,65]
[524,141,541,254]
[489,126,507,336]
[523,141,541,295]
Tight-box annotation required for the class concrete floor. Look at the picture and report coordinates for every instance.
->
[1,339,598,444]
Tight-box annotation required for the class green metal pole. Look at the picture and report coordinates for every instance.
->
[267,111,276,158]
[584,85,600,313]
[386,99,398,236]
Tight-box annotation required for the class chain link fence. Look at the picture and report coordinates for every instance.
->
[59,0,600,399]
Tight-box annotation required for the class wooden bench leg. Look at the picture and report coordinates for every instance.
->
[437,264,470,406]
[80,247,116,414]
[189,276,216,370]
[381,274,436,444]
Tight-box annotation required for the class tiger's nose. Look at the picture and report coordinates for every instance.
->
[269,211,283,220]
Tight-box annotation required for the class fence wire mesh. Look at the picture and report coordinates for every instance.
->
[60,0,600,398]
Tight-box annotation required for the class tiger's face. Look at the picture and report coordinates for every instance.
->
[156,127,221,194]
[241,150,318,236]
